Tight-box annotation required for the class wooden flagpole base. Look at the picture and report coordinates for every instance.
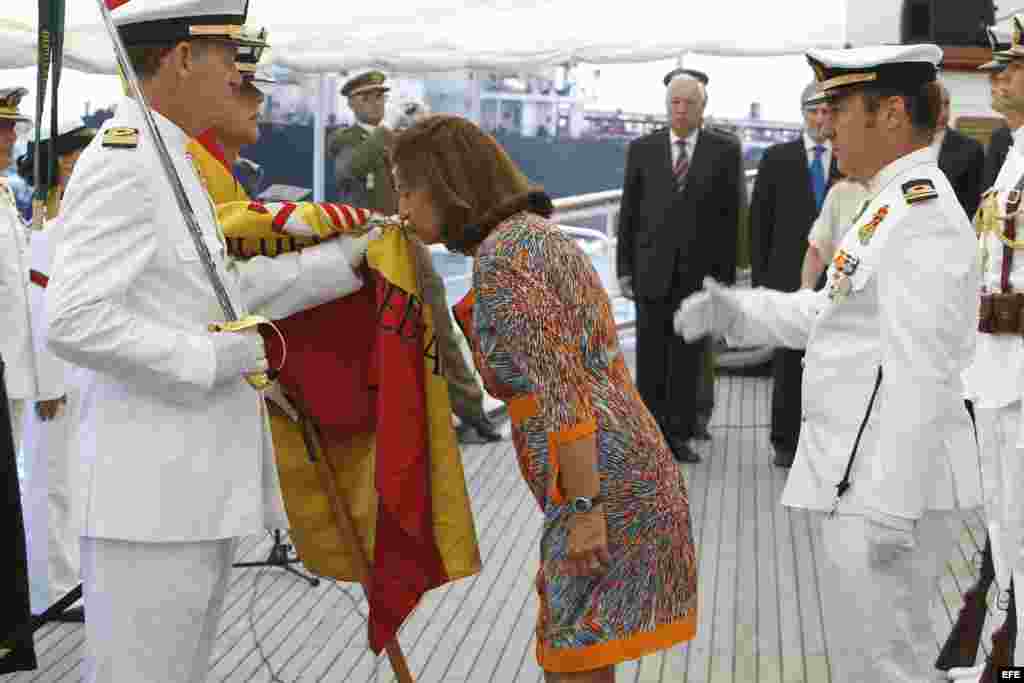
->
[310,431,415,683]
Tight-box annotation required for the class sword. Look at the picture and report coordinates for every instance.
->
[94,0,275,390]
[30,0,56,229]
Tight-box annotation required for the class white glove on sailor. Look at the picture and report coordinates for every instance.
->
[864,508,917,569]
[211,329,268,385]
[673,277,741,342]
[336,226,385,269]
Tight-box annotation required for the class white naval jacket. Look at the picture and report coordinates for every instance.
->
[725,147,982,520]
[0,176,38,400]
[45,97,364,542]
[963,127,1024,411]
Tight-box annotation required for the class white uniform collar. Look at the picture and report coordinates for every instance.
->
[357,120,377,135]
[865,146,936,197]
[115,96,191,154]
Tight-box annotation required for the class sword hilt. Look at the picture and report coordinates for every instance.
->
[208,314,287,391]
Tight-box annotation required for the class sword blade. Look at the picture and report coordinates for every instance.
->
[94,0,239,322]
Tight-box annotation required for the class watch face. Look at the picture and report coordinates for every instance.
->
[572,497,592,513]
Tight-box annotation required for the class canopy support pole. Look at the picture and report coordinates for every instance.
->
[313,72,328,202]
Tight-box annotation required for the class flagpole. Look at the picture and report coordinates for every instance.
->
[305,419,415,683]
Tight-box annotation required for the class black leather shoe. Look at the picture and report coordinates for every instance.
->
[772,447,795,468]
[693,425,712,441]
[54,606,84,623]
[667,436,702,463]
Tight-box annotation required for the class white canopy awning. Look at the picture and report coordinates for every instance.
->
[2,0,847,74]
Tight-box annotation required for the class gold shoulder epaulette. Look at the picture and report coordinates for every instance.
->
[102,127,139,149]
[902,178,938,204]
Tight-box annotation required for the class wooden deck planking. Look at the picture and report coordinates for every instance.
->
[753,374,784,683]
[733,376,762,683]
[6,371,1006,683]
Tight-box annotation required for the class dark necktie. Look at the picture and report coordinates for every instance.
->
[674,139,689,192]
[810,144,826,211]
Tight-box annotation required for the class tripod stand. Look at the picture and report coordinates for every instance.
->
[233,530,320,587]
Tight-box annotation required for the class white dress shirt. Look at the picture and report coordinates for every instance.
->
[670,127,700,168]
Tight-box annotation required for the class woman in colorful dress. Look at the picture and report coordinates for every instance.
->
[392,115,698,682]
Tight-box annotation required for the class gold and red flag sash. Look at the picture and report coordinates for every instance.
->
[196,133,480,652]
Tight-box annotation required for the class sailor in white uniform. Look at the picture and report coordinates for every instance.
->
[18,119,96,621]
[948,14,1024,681]
[0,87,36,451]
[44,2,378,681]
[675,44,982,682]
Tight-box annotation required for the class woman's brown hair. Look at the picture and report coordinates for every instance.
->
[391,114,553,254]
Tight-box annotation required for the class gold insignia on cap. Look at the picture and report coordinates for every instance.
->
[902,178,938,204]
[103,127,139,149]
[820,71,879,90]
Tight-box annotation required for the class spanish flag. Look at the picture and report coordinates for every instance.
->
[190,133,481,652]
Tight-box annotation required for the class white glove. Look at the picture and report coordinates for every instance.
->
[618,276,634,300]
[336,226,384,268]
[864,509,916,569]
[211,329,268,385]
[673,277,741,342]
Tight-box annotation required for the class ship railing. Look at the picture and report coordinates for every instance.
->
[430,168,763,408]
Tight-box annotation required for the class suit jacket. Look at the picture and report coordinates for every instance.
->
[750,139,840,291]
[938,127,985,219]
[983,124,1013,191]
[616,127,743,301]
[327,124,396,214]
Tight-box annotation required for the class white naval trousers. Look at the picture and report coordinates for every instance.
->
[81,537,237,683]
[22,389,84,612]
[973,401,1024,664]
[816,511,958,683]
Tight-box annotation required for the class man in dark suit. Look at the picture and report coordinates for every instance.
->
[750,82,840,467]
[933,81,985,218]
[617,68,742,463]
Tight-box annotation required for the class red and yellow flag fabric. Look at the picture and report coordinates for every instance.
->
[191,132,481,652]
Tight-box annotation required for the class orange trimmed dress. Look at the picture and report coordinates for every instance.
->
[454,211,698,672]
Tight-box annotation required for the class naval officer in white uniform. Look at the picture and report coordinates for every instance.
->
[949,14,1024,680]
[19,119,96,622]
[675,44,982,683]
[0,87,36,451]
[44,2,378,681]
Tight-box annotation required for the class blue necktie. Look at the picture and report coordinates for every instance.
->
[810,145,826,211]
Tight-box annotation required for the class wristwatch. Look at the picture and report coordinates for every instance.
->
[571,495,603,514]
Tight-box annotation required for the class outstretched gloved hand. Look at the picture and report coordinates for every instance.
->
[673,277,741,342]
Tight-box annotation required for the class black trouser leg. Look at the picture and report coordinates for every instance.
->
[770,347,804,454]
